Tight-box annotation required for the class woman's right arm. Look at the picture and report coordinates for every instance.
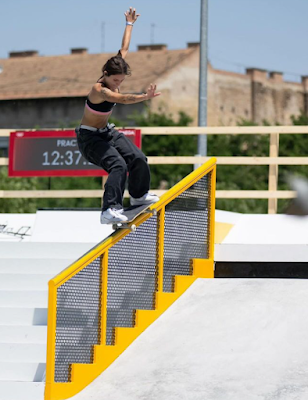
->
[120,7,140,59]
[94,83,161,105]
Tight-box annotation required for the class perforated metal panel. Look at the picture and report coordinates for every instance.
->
[106,215,157,345]
[54,258,102,382]
[51,169,214,384]
[163,173,211,292]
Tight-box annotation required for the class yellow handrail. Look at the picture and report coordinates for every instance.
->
[45,158,216,400]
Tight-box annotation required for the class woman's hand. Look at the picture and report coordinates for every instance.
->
[124,7,140,24]
[146,84,161,99]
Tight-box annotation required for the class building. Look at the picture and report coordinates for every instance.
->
[0,44,307,131]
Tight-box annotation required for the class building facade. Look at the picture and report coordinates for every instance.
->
[0,45,307,130]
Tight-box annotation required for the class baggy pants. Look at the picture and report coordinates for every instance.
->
[75,124,151,211]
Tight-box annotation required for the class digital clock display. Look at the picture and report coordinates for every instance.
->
[8,130,141,177]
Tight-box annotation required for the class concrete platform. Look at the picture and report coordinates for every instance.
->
[31,210,112,243]
[72,278,308,400]
[215,212,308,262]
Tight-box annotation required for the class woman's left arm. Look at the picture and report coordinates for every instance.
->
[120,7,140,59]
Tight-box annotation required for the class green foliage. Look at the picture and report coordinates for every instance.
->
[2,109,308,214]
[208,118,271,213]
[276,111,308,212]
[130,108,196,189]
[0,167,39,213]
[0,167,102,213]
[33,176,102,210]
[210,112,308,213]
[291,112,308,126]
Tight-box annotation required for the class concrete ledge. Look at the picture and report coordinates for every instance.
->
[215,244,308,262]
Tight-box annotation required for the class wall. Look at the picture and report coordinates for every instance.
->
[0,55,307,129]
[155,49,307,126]
[0,98,144,129]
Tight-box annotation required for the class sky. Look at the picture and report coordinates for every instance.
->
[0,0,307,82]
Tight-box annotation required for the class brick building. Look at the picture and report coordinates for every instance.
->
[0,44,307,130]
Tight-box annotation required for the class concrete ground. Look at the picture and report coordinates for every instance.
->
[1,210,308,400]
[71,278,308,400]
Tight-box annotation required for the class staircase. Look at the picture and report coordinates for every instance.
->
[45,160,216,400]
[0,243,95,400]
[0,159,216,400]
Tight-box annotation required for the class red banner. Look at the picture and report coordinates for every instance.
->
[8,129,141,177]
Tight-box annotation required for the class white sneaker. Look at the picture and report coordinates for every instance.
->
[130,192,159,206]
[100,208,128,224]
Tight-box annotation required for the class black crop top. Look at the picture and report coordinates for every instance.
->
[86,97,116,114]
[86,80,117,114]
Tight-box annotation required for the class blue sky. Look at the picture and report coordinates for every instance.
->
[1,0,307,82]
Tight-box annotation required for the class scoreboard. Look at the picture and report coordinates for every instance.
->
[8,130,141,177]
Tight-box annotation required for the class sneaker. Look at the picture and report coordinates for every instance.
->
[130,192,159,206]
[100,208,128,224]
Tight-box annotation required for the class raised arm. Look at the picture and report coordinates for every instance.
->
[120,7,140,59]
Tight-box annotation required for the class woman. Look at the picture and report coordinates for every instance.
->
[76,7,161,224]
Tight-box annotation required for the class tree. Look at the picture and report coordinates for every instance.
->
[277,111,308,212]
[209,112,308,213]
[0,167,39,213]
[207,118,270,213]
[2,109,307,214]
[129,107,195,189]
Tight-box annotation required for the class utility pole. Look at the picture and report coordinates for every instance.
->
[198,0,208,157]
[151,23,156,44]
[101,22,105,53]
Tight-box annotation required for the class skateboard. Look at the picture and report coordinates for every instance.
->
[112,204,157,231]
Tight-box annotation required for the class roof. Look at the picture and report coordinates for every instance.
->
[0,47,197,101]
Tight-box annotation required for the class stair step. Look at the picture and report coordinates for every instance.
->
[0,381,45,400]
[0,343,46,362]
[0,326,47,343]
[0,308,47,326]
[0,362,45,382]
[0,242,94,259]
[0,274,54,290]
[0,291,48,308]
[0,258,72,274]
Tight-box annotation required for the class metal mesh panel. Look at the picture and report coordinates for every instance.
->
[51,169,213,383]
[163,173,212,292]
[54,257,102,382]
[106,215,157,345]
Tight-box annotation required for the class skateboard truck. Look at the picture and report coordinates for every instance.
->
[112,223,137,232]
[143,209,157,216]
[112,208,157,232]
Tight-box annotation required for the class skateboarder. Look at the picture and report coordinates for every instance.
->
[75,7,160,224]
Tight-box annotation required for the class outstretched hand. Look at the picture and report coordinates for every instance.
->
[125,7,140,24]
[146,84,161,99]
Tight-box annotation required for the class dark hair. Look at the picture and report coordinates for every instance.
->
[101,51,131,77]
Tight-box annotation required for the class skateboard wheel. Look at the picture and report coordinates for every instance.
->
[153,209,157,216]
[131,224,137,232]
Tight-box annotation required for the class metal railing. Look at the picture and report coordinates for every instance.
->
[45,158,216,400]
[1,125,308,213]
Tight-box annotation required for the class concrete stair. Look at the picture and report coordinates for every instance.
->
[0,362,46,381]
[0,290,48,308]
[0,242,91,400]
[0,326,47,343]
[0,308,47,325]
[0,382,45,400]
[0,274,55,290]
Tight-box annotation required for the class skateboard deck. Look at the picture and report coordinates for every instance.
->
[112,204,157,231]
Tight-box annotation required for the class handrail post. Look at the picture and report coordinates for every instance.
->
[268,132,280,214]
[44,281,57,400]
[209,166,216,260]
[156,207,165,293]
[100,251,109,346]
